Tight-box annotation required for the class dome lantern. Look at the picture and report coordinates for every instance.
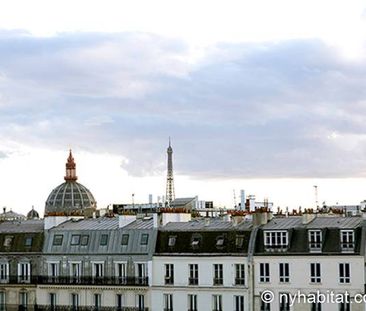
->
[64,149,77,181]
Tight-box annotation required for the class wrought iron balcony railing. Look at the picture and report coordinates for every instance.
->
[0,276,149,286]
[35,306,148,311]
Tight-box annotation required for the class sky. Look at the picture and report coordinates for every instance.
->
[1,0,366,215]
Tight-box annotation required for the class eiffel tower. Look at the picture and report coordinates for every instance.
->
[165,138,175,206]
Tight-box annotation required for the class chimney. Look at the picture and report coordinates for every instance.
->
[249,195,256,212]
[252,209,272,226]
[240,190,245,211]
[302,209,317,225]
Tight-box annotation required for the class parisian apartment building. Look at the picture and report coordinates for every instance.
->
[0,152,365,311]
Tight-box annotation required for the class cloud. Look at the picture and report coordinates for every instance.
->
[0,31,366,178]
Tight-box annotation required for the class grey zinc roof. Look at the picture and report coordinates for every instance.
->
[44,217,157,256]
[262,217,303,230]
[0,219,44,233]
[52,217,119,231]
[160,218,252,231]
[306,216,362,229]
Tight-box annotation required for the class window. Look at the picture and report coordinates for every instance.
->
[3,236,13,247]
[165,264,174,285]
[279,293,290,311]
[189,264,198,285]
[236,235,244,248]
[339,263,350,284]
[309,230,322,251]
[216,236,224,248]
[116,263,127,284]
[71,293,79,311]
[164,294,173,311]
[116,294,123,311]
[49,293,56,310]
[70,263,81,282]
[121,234,129,246]
[48,263,59,278]
[93,263,104,278]
[234,295,244,311]
[260,298,271,311]
[168,236,176,247]
[71,235,80,245]
[24,237,33,247]
[310,263,321,283]
[259,263,270,283]
[94,294,101,310]
[19,292,28,309]
[341,230,354,251]
[264,231,288,249]
[279,263,289,283]
[213,264,223,285]
[100,234,108,246]
[188,294,197,311]
[140,234,149,245]
[235,264,245,285]
[80,235,89,246]
[191,236,201,249]
[311,302,322,311]
[136,263,147,285]
[212,295,222,311]
[0,292,5,311]
[0,263,8,282]
[339,301,350,311]
[53,235,63,246]
[136,294,145,311]
[18,263,30,283]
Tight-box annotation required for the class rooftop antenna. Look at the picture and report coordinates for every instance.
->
[313,185,318,209]
[233,189,237,209]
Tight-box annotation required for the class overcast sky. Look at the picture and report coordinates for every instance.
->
[1,0,366,215]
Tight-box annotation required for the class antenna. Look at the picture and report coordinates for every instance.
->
[313,185,318,209]
[233,189,237,209]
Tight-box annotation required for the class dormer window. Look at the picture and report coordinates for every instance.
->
[235,235,244,248]
[168,236,176,247]
[264,231,288,250]
[3,236,13,247]
[216,236,224,247]
[308,230,322,252]
[191,238,200,249]
[340,230,354,252]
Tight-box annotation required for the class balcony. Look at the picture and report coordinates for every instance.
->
[164,277,174,285]
[0,276,39,285]
[38,276,149,286]
[234,278,245,286]
[213,278,223,286]
[35,306,148,311]
[188,278,198,285]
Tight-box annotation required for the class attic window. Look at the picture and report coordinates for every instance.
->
[236,235,244,248]
[25,237,33,247]
[100,234,109,246]
[168,236,176,247]
[53,235,63,246]
[216,237,225,247]
[3,236,13,247]
[71,235,81,245]
[140,234,149,245]
[81,235,89,246]
[191,237,201,249]
[121,234,129,246]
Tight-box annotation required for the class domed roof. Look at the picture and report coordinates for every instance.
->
[27,206,39,219]
[44,150,97,217]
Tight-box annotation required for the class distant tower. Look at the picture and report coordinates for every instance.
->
[166,138,175,206]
